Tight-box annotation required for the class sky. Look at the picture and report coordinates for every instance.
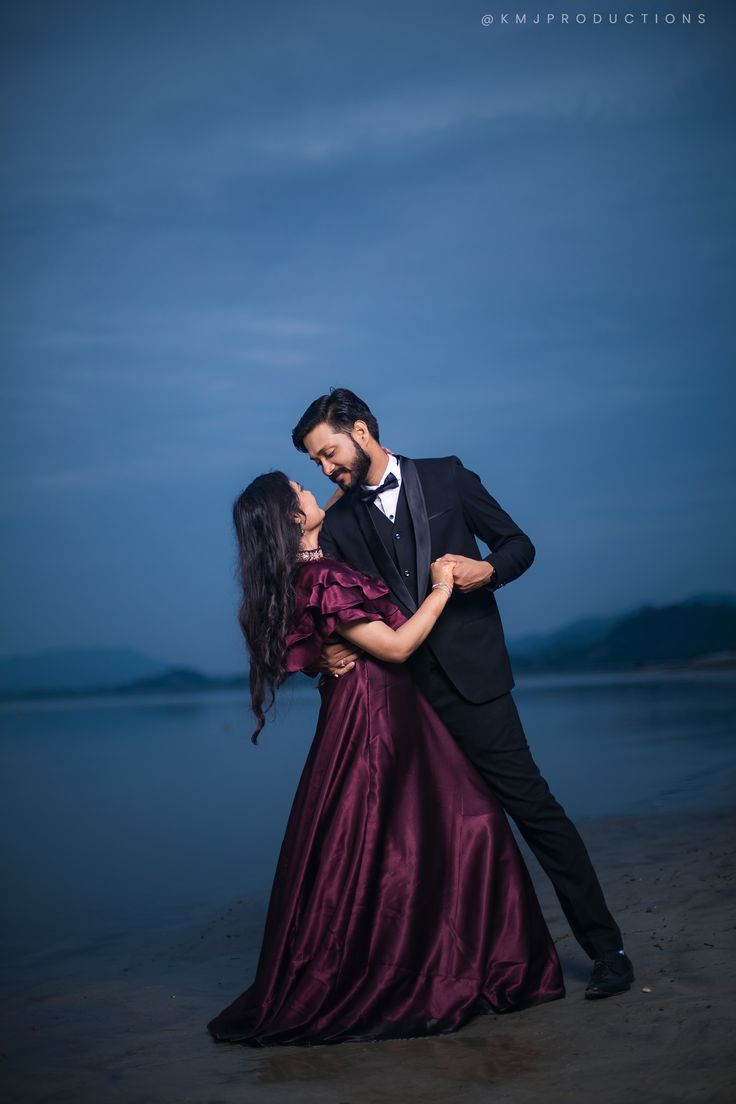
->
[1,0,734,674]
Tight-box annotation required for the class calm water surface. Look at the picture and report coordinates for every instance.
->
[1,671,734,975]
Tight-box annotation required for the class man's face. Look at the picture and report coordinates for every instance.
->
[303,423,372,492]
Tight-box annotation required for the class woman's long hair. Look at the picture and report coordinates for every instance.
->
[232,471,302,743]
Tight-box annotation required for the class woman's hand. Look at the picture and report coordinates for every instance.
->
[319,640,360,678]
[433,554,494,593]
[430,558,455,591]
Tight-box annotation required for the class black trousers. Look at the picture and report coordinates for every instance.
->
[409,649,623,960]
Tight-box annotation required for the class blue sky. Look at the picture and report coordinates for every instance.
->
[1,1,734,673]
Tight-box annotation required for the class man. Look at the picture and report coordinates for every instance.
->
[292,387,634,999]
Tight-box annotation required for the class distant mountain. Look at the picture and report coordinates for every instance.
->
[0,664,249,703]
[116,667,246,693]
[680,593,736,607]
[3,596,735,703]
[0,648,169,695]
[510,615,618,657]
[511,599,736,672]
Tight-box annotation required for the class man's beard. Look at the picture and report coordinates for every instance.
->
[330,435,372,492]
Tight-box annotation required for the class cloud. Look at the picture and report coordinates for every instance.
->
[0,25,709,226]
[8,309,334,359]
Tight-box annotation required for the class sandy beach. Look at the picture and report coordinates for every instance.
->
[2,804,735,1104]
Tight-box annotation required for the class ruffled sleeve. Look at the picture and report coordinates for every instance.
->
[284,559,397,674]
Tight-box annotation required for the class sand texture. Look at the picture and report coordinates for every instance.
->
[2,806,735,1104]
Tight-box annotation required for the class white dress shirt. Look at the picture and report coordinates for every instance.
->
[361,452,402,522]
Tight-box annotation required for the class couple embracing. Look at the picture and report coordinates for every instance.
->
[207,388,634,1048]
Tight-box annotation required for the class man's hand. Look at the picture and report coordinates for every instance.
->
[318,640,361,678]
[433,554,494,593]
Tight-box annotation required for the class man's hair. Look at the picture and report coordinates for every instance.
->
[291,388,380,453]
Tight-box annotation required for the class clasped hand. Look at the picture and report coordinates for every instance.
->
[432,554,494,593]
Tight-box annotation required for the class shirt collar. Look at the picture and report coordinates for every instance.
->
[361,451,401,491]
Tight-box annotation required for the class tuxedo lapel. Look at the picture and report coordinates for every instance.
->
[397,456,431,602]
[351,498,418,613]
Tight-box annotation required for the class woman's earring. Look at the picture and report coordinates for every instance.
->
[298,522,305,536]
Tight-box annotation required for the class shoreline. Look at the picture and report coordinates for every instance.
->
[1,664,735,714]
[2,804,735,1102]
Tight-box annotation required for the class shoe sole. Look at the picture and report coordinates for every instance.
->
[584,978,634,1000]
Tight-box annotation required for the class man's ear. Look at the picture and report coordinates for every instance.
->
[352,419,370,443]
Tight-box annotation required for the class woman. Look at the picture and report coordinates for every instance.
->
[207,471,564,1047]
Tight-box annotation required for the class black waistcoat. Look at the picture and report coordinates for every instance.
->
[367,483,419,605]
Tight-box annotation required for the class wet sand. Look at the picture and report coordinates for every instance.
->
[2,806,735,1104]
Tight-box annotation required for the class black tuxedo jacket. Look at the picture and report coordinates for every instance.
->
[317,455,535,703]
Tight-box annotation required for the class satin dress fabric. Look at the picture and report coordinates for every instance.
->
[207,559,564,1047]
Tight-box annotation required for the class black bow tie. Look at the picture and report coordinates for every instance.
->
[359,471,399,506]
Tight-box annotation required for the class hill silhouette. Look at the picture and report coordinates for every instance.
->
[512,600,736,672]
[1,597,734,702]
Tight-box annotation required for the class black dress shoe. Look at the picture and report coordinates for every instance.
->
[585,950,635,999]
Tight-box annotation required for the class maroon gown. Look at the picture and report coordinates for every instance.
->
[207,558,564,1047]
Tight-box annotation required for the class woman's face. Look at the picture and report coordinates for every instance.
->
[289,480,325,532]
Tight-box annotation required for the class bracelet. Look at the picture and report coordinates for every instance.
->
[431,582,452,598]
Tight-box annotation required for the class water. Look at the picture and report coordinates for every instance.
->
[1,671,734,974]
